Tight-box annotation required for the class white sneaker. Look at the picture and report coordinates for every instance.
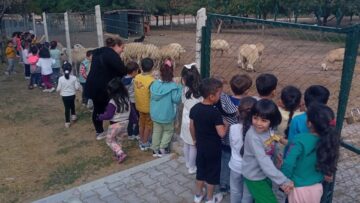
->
[4,71,9,75]
[188,167,197,174]
[65,123,70,128]
[71,115,77,121]
[49,87,55,92]
[96,132,106,140]
[205,193,223,203]
[42,89,50,92]
[194,193,205,203]
[33,84,38,88]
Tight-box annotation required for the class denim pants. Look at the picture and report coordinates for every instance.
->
[7,58,15,73]
[24,64,30,77]
[30,73,41,86]
[220,147,231,190]
[52,68,60,84]
[127,103,139,136]
[230,170,253,203]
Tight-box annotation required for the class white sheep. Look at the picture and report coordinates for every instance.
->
[61,44,96,75]
[121,42,145,64]
[321,48,345,71]
[159,43,186,68]
[211,39,229,55]
[237,43,264,72]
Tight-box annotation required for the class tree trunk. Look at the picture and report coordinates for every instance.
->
[155,15,159,27]
[0,19,7,63]
[163,15,165,26]
[170,15,173,30]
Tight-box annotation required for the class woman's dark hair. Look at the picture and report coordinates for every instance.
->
[30,46,38,55]
[160,63,174,82]
[105,37,123,47]
[107,78,130,113]
[39,47,50,58]
[307,103,340,176]
[50,41,57,49]
[251,99,282,129]
[239,97,257,156]
[62,62,72,80]
[181,64,201,99]
[281,86,302,138]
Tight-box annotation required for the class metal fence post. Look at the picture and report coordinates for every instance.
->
[95,5,104,47]
[320,25,360,203]
[64,11,72,66]
[196,8,207,73]
[200,15,212,78]
[32,13,36,36]
[42,12,49,42]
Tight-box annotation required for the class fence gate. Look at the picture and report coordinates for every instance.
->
[200,11,360,203]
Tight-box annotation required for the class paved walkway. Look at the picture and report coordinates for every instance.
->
[33,154,230,203]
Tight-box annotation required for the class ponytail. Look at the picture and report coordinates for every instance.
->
[238,97,257,156]
[281,86,302,138]
[307,103,340,176]
[62,61,72,80]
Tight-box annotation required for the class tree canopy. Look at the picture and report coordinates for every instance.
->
[2,0,360,26]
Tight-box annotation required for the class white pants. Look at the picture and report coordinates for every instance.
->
[183,142,197,169]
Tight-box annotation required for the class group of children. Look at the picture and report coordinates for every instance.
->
[83,53,339,203]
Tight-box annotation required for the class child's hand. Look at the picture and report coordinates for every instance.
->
[280,181,294,194]
[280,137,288,145]
[324,175,333,182]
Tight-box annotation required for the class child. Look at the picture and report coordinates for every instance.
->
[242,99,294,203]
[5,41,16,75]
[134,58,155,150]
[229,74,253,106]
[79,50,93,106]
[229,97,257,203]
[97,78,130,163]
[37,47,55,92]
[254,73,278,100]
[281,103,340,203]
[28,46,41,89]
[56,62,80,128]
[150,61,182,157]
[190,78,227,203]
[277,86,302,138]
[122,61,140,140]
[288,85,330,143]
[21,40,30,79]
[50,41,62,84]
[179,63,202,174]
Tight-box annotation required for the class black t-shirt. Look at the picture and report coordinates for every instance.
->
[189,103,224,151]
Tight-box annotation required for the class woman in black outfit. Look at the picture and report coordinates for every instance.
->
[85,38,126,140]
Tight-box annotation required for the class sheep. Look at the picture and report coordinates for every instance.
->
[211,39,229,55]
[121,42,145,64]
[159,43,186,68]
[61,43,96,75]
[321,48,345,71]
[237,43,264,72]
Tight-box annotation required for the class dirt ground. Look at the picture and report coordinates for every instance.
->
[0,66,154,203]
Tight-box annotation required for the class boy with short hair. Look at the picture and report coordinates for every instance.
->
[288,85,330,143]
[229,74,253,105]
[255,73,278,100]
[122,61,140,140]
[79,50,93,106]
[134,58,155,150]
[190,78,227,203]
[50,41,62,84]
[5,41,16,75]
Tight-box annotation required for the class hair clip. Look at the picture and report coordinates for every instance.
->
[184,62,197,70]
[164,59,172,67]
[329,119,336,127]
[64,70,69,74]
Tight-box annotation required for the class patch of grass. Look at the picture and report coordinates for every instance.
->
[56,140,92,155]
[44,153,113,190]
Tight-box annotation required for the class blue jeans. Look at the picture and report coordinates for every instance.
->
[24,64,30,77]
[220,148,231,191]
[30,73,41,86]
[230,170,243,203]
[52,68,61,84]
[6,58,15,73]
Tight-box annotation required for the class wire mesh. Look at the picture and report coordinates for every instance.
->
[1,15,33,37]
[205,14,360,202]
[68,12,98,48]
[46,13,66,47]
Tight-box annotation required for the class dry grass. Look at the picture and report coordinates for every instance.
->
[0,65,153,203]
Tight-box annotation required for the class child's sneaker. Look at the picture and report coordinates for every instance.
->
[152,150,163,158]
[188,167,197,174]
[205,193,223,203]
[28,85,34,90]
[71,115,77,121]
[33,84,38,88]
[4,71,9,75]
[96,132,106,140]
[65,122,70,128]
[139,142,150,151]
[159,148,168,156]
[194,193,205,203]
[128,135,136,140]
[42,88,50,92]
[49,87,55,92]
[116,153,127,163]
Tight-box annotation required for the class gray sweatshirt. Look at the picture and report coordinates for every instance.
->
[242,126,290,185]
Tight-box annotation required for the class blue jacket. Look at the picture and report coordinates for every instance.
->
[150,80,182,123]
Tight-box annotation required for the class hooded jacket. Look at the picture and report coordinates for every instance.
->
[150,80,182,123]
[85,47,126,101]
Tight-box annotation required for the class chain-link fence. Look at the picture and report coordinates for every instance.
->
[1,14,33,37]
[46,13,66,47]
[69,12,97,48]
[200,13,360,202]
